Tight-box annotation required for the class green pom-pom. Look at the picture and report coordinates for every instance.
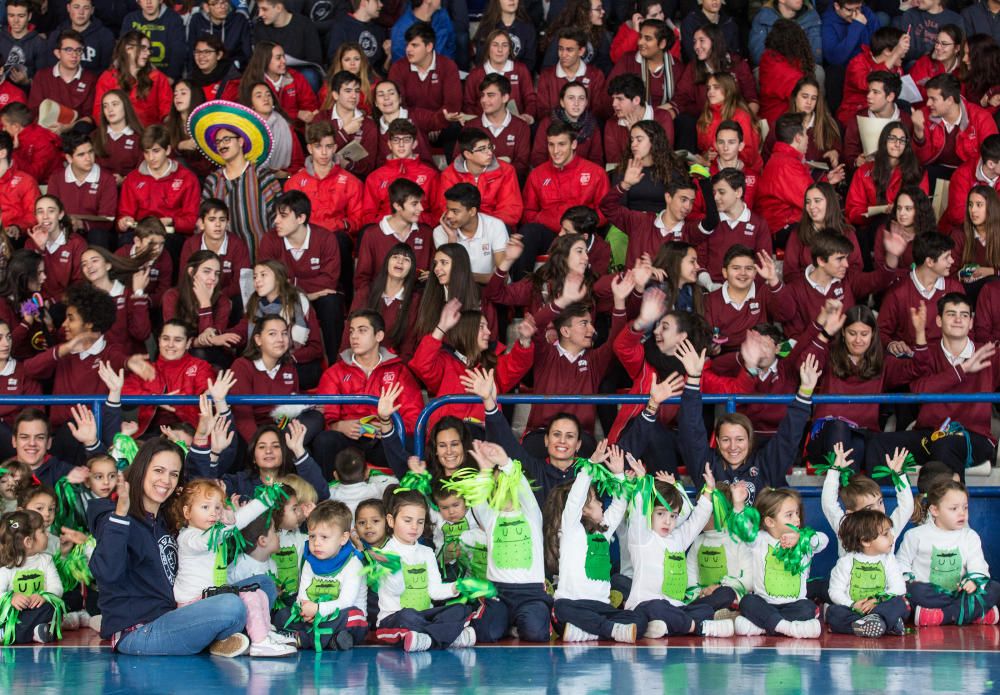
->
[441,469,495,507]
[203,521,249,565]
[397,470,434,499]
[253,483,290,525]
[710,489,732,532]
[726,506,760,543]
[361,549,403,589]
[489,460,527,511]
[627,475,672,528]
[573,458,626,498]
[871,453,916,492]
[53,477,88,532]
[689,163,710,178]
[54,540,94,591]
[815,451,854,488]
[771,525,817,575]
[111,433,139,470]
[453,577,498,603]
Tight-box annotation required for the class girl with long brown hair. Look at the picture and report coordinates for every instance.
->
[463,28,538,121]
[90,89,144,182]
[473,0,537,71]
[953,185,1000,304]
[673,23,758,119]
[92,31,172,127]
[846,122,927,227]
[696,74,761,170]
[784,183,862,284]
[415,244,496,339]
[79,244,153,354]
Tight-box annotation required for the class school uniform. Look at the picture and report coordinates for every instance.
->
[354,217,433,291]
[386,53,463,134]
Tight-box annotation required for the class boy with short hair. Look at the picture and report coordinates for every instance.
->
[433,183,508,282]
[697,169,772,284]
[386,22,462,137]
[47,130,117,250]
[843,71,910,168]
[0,101,62,182]
[437,127,522,227]
[285,120,364,236]
[837,26,907,127]
[603,72,674,163]
[363,118,440,227]
[324,70,378,177]
[430,479,487,582]
[328,447,399,517]
[477,73,531,179]
[536,28,606,120]
[0,0,48,86]
[28,30,96,125]
[911,73,998,171]
[892,0,962,66]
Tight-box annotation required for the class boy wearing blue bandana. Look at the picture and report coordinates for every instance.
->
[273,501,368,650]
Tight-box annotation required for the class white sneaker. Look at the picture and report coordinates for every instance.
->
[249,636,297,657]
[701,619,735,638]
[62,611,81,631]
[562,623,599,642]
[402,631,433,652]
[88,614,102,633]
[209,633,251,658]
[267,630,298,646]
[734,616,765,636]
[610,623,637,643]
[788,619,822,639]
[644,620,668,639]
[449,626,477,649]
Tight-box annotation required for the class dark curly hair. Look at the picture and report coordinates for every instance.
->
[65,282,118,334]
[617,119,686,187]
[764,18,815,74]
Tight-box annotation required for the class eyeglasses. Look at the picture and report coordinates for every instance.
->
[215,135,240,146]
[389,136,414,144]
[934,40,954,47]
[886,135,908,145]
[193,48,218,56]
[471,143,495,154]
[59,46,84,55]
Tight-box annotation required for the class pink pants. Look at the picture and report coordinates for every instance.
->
[239,589,271,644]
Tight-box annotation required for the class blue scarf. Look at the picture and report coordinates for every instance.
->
[303,541,361,576]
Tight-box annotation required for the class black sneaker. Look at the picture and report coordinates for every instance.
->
[851,613,886,638]
[887,618,906,636]
[334,631,355,651]
[33,623,53,644]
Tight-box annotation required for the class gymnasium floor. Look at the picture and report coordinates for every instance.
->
[3,627,999,693]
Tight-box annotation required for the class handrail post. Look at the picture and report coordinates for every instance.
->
[726,397,736,414]
[92,398,102,440]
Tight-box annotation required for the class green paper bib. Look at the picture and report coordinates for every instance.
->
[213,547,229,587]
[585,533,612,582]
[697,545,728,587]
[764,546,801,599]
[662,552,688,601]
[471,543,489,580]
[492,515,532,570]
[274,546,301,595]
[12,568,44,595]
[442,518,469,545]
[306,576,342,603]
[848,559,887,603]
[929,546,963,591]
[400,562,431,611]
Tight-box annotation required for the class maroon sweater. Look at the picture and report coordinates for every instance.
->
[603,106,675,162]
[107,287,152,355]
[46,165,118,227]
[913,342,1000,442]
[354,220,433,291]
[481,114,531,180]
[973,281,1000,344]
[876,272,965,348]
[525,302,627,432]
[536,63,607,121]
[24,233,87,302]
[696,208,773,283]
[116,244,173,309]
[178,232,252,303]
[96,129,142,178]
[462,62,538,118]
[28,67,97,118]
[230,356,300,443]
[162,288,234,337]
[704,280,795,353]
[386,54,463,133]
[257,226,340,296]
[0,360,41,426]
[600,185,700,269]
[777,266,896,338]
[345,288,421,361]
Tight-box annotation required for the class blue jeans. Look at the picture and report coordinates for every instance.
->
[115,594,246,655]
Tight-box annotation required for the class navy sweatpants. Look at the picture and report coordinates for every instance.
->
[475,582,553,642]
[375,604,476,649]
[273,605,369,649]
[739,595,817,634]
[553,598,647,639]
[633,599,713,635]
[908,580,1000,624]
[9,603,54,644]
[826,596,910,635]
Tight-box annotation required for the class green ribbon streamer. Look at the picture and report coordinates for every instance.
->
[489,461,526,512]
[871,453,917,492]
[938,572,993,626]
[253,484,290,526]
[171,439,190,458]
[203,522,249,567]
[725,507,760,543]
[111,433,139,470]
[441,469,494,507]
[53,477,88,532]
[40,592,65,641]
[573,458,626,498]
[397,471,434,501]
[267,570,296,609]
[0,592,16,646]
[360,549,403,589]
[814,452,854,488]
[626,474,671,528]
[54,541,94,592]
[710,489,732,532]
[771,525,818,575]
[284,603,338,650]
[449,577,498,605]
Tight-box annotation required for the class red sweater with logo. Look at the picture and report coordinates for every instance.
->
[0,360,41,426]
[600,185,700,269]
[912,99,998,167]
[316,348,423,432]
[462,62,538,118]
[845,162,929,226]
[96,129,142,178]
[284,161,364,235]
[482,114,531,180]
[115,243,173,308]
[877,272,964,348]
[0,167,38,231]
[123,352,214,435]
[387,54,463,133]
[704,280,796,352]
[24,338,127,427]
[437,159,523,227]
[912,343,1000,442]
[521,156,609,231]
[696,208,773,283]
[117,161,200,235]
[362,157,440,227]
[46,165,118,224]
[257,225,340,296]
[28,67,97,117]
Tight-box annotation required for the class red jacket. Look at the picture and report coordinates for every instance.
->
[316,348,423,432]
[179,232,251,303]
[758,49,806,126]
[943,157,1000,231]
[603,105,675,162]
[93,68,172,126]
[462,61,538,118]
[409,333,533,429]
[0,166,40,231]
[842,106,912,169]
[908,55,960,101]
[521,155,609,231]
[13,123,61,183]
[117,160,200,235]
[536,63,606,121]
[912,98,998,167]
[387,54,463,133]
[317,110,379,178]
[437,158,523,227]
[283,160,364,234]
[845,162,929,226]
[266,70,319,120]
[753,142,816,233]
[374,112,436,167]
[697,103,762,171]
[672,54,757,117]
[530,115,604,168]
[0,81,25,108]
[123,352,214,435]
[837,47,902,125]
[362,157,440,227]
[24,233,86,302]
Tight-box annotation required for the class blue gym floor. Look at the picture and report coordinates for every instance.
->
[3,628,1000,693]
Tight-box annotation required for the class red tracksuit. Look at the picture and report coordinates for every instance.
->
[0,167,40,230]
[911,99,998,167]
[837,47,901,125]
[362,157,440,227]
[93,68,172,126]
[757,49,806,126]
[753,142,818,233]
[284,161,364,234]
[257,225,341,296]
[521,155,609,231]
[117,160,200,235]
[943,157,1000,231]
[437,158,523,227]
[316,348,423,432]
[123,351,214,435]
[386,54,463,133]
[13,123,62,183]
[266,70,319,120]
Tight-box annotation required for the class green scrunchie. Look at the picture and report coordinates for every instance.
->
[771,525,817,575]
[871,453,917,492]
[814,451,854,488]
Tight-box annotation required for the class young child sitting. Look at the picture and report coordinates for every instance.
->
[686,482,752,620]
[275,500,369,651]
[431,478,487,583]
[898,480,1000,626]
[352,497,389,629]
[272,484,307,604]
[328,447,398,517]
[736,488,830,638]
[172,479,295,657]
[0,461,30,514]
[0,510,63,643]
[624,456,735,637]
[827,509,909,637]
[19,485,59,557]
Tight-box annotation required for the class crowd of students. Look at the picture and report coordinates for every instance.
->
[0,0,997,659]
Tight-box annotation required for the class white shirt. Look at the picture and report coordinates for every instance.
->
[481,110,511,137]
[432,212,508,275]
[107,125,134,142]
[328,473,398,517]
[283,225,311,261]
[941,338,974,367]
[896,521,989,587]
[654,212,685,239]
[828,552,907,607]
[45,231,67,255]
[64,163,102,186]
[977,160,999,187]
[297,555,366,617]
[201,234,229,255]
[687,528,753,596]
[618,104,653,127]
[910,269,946,300]
[0,553,63,596]
[472,460,545,585]
[721,281,756,310]
[821,467,914,556]
[78,335,107,360]
[378,215,417,243]
[555,61,587,80]
[484,59,513,75]
[253,358,281,379]
[379,107,409,133]
[376,536,457,624]
[747,530,829,604]
[720,203,752,228]
[804,264,840,296]
[409,52,438,81]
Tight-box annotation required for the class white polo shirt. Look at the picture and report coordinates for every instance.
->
[433,212,508,275]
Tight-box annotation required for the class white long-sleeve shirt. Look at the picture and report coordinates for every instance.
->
[619,483,695,580]
[298,555,367,617]
[376,536,457,624]
[828,551,907,607]
[473,458,545,585]
[896,522,989,590]
[553,470,627,603]
[625,492,714,609]
[329,474,398,517]
[228,553,277,584]
[821,469,914,556]
[174,499,267,603]
[748,530,829,604]
[686,528,753,595]
[0,553,63,597]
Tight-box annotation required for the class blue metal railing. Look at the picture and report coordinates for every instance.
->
[411,392,1000,459]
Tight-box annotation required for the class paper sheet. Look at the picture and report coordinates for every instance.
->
[865,205,890,218]
[900,75,923,104]
[337,140,369,163]
[857,116,894,156]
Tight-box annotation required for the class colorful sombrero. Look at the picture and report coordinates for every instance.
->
[188,100,272,167]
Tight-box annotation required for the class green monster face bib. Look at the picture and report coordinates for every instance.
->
[12,569,44,595]
[764,546,801,599]
[306,576,342,602]
[492,515,532,570]
[400,562,431,611]
[697,545,728,587]
[929,546,963,591]
[213,547,229,587]
[470,543,488,580]
[848,559,887,603]
[441,519,469,565]
[584,533,612,582]
[662,552,688,601]
[274,546,301,596]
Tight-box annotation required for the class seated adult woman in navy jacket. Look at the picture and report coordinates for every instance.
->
[87,438,249,656]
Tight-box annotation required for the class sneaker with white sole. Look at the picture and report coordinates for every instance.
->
[249,636,297,657]
[788,619,822,639]
[449,626,477,649]
[33,623,54,644]
[562,623,599,642]
[975,607,1000,625]
[403,631,433,652]
[734,616,765,636]
[644,620,668,639]
[914,606,944,627]
[851,613,886,638]
[88,614,102,633]
[267,630,298,646]
[700,619,735,638]
[610,623,637,643]
[209,633,251,658]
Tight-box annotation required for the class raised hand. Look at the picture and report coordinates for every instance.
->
[132,266,150,293]
[909,303,927,342]
[648,371,685,406]
[97,360,124,399]
[468,439,508,471]
[516,313,537,345]
[674,338,706,378]
[377,382,404,421]
[833,442,855,469]
[961,342,997,374]
[819,299,845,337]
[779,529,800,548]
[636,287,667,329]
[284,418,307,458]
[437,297,463,334]
[210,416,234,456]
[460,367,497,406]
[621,157,645,188]
[407,456,427,474]
[207,369,236,405]
[755,250,778,287]
[798,353,822,393]
[702,463,716,491]
[589,438,609,464]
[501,234,524,267]
[558,274,588,306]
[127,354,155,382]
[886,446,910,473]
[114,476,130,516]
[67,404,98,446]
[611,270,636,303]
[606,444,625,475]
[629,455,647,479]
